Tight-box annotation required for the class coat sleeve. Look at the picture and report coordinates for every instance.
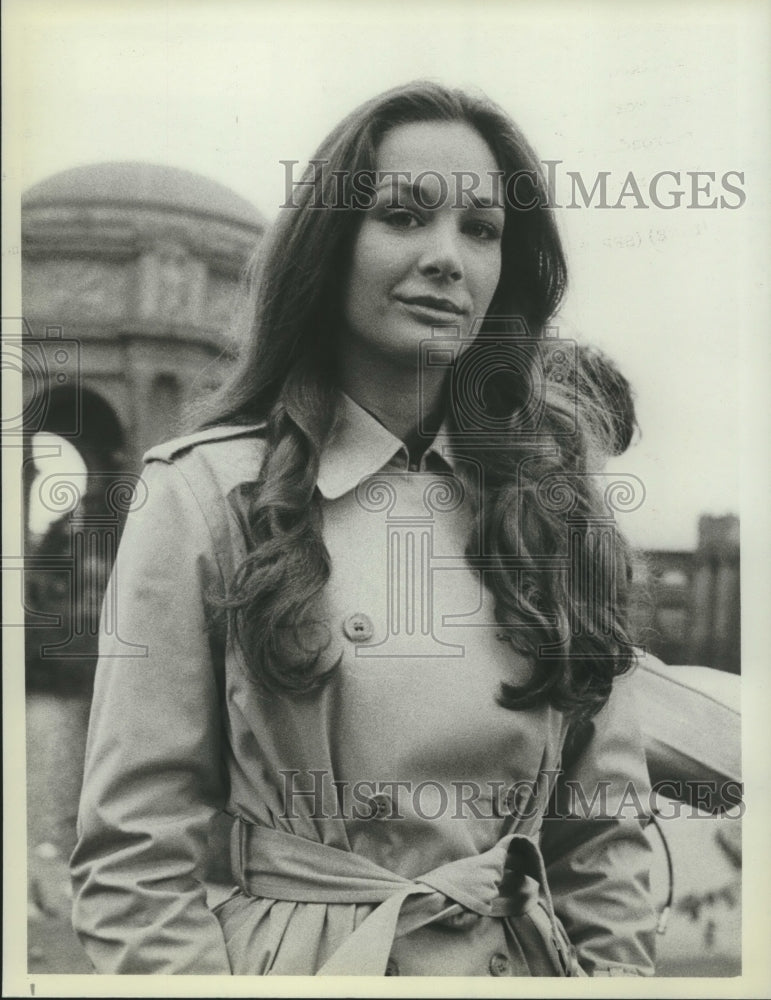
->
[69,458,233,974]
[539,672,658,977]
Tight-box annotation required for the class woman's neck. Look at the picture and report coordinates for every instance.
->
[338,348,446,445]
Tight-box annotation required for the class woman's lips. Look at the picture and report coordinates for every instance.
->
[395,296,467,324]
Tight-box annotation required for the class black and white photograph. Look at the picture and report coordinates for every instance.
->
[3,0,769,995]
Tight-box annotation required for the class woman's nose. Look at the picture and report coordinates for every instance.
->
[417,222,463,282]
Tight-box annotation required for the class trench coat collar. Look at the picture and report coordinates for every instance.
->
[316,392,456,500]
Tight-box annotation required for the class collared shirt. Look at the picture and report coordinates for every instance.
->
[70,391,657,977]
[317,391,456,497]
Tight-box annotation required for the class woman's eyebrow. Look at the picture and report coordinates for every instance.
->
[468,197,505,212]
[374,177,504,211]
[373,177,423,205]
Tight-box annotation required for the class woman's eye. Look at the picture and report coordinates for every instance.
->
[465,220,502,241]
[382,209,421,229]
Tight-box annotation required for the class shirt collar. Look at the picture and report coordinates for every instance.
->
[316,392,456,500]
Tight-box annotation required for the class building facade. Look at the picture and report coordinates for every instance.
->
[22,162,266,691]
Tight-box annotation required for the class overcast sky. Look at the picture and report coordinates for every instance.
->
[5,0,770,549]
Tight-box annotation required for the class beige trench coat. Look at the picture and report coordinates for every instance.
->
[70,393,657,977]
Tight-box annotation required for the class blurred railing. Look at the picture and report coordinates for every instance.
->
[630,514,740,673]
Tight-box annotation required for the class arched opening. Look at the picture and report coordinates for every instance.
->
[27,433,89,539]
[40,383,125,467]
[25,386,128,694]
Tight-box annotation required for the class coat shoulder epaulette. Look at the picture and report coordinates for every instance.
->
[142,423,267,465]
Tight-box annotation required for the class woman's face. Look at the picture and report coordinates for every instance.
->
[340,120,504,370]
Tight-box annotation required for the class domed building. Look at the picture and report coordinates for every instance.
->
[22,161,267,469]
[21,162,267,691]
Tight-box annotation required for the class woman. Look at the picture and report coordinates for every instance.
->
[70,81,656,977]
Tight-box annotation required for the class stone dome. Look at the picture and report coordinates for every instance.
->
[23,161,266,230]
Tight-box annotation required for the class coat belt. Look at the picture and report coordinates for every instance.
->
[229,817,574,976]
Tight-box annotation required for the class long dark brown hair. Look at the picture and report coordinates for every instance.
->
[198,80,636,720]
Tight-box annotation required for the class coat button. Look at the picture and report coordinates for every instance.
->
[368,792,392,819]
[342,613,374,642]
[489,952,511,976]
[385,958,400,975]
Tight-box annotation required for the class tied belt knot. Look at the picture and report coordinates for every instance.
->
[230,818,576,976]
